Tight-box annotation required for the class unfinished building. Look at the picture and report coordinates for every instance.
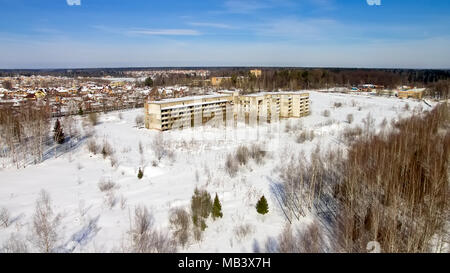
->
[144,92,310,131]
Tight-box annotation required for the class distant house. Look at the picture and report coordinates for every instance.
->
[250,69,262,77]
[398,88,425,99]
[358,84,376,92]
[35,89,46,98]
[211,77,232,86]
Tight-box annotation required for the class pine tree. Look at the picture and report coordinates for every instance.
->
[137,168,144,179]
[53,119,65,144]
[212,193,223,220]
[256,195,269,215]
[78,107,83,115]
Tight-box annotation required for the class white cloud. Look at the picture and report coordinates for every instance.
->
[66,0,81,6]
[256,18,340,39]
[367,0,381,6]
[188,22,235,29]
[128,29,201,36]
[224,0,270,14]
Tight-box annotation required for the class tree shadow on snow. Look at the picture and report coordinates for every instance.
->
[57,215,101,253]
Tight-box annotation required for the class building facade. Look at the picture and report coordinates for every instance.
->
[398,88,425,99]
[250,69,262,77]
[211,77,232,86]
[144,92,310,131]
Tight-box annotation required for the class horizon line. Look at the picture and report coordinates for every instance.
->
[1,65,449,71]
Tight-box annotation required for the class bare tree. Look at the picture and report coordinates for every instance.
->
[129,205,176,253]
[2,80,13,90]
[30,190,61,253]
[169,208,190,247]
[225,153,239,177]
[362,112,375,136]
[0,207,10,228]
[138,141,145,165]
[135,115,144,128]
[1,234,28,253]
[151,132,166,161]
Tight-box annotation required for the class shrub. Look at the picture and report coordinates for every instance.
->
[1,234,28,253]
[130,206,154,253]
[296,130,315,143]
[346,113,354,124]
[0,207,10,228]
[138,168,144,179]
[152,133,166,161]
[322,109,331,117]
[110,155,119,168]
[296,131,307,143]
[98,178,116,192]
[225,154,238,177]
[212,193,223,220]
[88,112,99,126]
[138,141,144,155]
[380,117,388,130]
[234,223,253,241]
[341,126,363,143]
[129,206,176,253]
[403,103,410,111]
[87,139,100,154]
[362,113,375,135]
[104,191,117,209]
[169,208,190,247]
[256,195,269,215]
[296,221,325,253]
[275,221,325,253]
[249,144,266,165]
[284,122,292,133]
[135,115,144,128]
[101,140,114,159]
[334,102,343,108]
[120,195,127,210]
[236,145,249,166]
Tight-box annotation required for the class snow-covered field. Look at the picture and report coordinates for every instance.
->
[0,92,432,252]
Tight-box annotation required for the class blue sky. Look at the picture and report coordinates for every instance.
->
[0,0,449,68]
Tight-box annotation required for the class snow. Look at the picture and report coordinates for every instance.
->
[0,91,433,252]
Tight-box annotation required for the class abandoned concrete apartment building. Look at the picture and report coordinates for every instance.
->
[144,91,310,131]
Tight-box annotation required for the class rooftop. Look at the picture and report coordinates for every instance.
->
[242,91,309,97]
[148,94,230,104]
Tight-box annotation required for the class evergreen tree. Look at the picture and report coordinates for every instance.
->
[144,77,153,87]
[53,119,65,144]
[191,188,212,230]
[137,168,144,179]
[78,107,83,115]
[212,193,223,220]
[256,195,269,215]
